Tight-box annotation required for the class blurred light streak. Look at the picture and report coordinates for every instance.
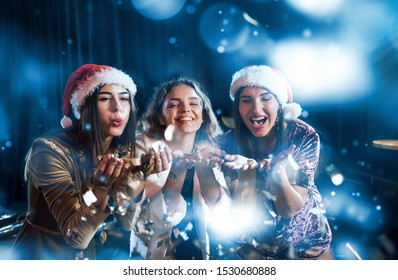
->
[269,39,372,104]
[346,242,363,260]
[377,234,397,257]
[243,12,260,26]
[286,0,343,19]
[334,239,365,260]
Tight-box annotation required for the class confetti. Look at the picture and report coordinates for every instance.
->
[164,124,175,142]
[83,189,97,206]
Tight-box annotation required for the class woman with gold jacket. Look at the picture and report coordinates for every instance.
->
[10,64,171,260]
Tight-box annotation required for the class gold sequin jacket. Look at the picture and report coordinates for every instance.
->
[10,129,137,259]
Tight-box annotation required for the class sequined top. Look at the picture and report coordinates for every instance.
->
[10,129,137,260]
[217,120,332,259]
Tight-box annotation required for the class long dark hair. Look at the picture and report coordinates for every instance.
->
[78,84,137,162]
[139,75,222,143]
[231,87,288,159]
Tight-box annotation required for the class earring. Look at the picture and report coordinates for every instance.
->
[275,116,280,126]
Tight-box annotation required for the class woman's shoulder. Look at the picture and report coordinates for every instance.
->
[287,120,320,148]
[288,119,318,136]
[31,128,79,153]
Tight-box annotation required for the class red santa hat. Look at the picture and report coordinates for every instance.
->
[60,64,137,128]
[229,65,302,120]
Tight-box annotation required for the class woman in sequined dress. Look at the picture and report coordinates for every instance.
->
[10,64,170,260]
[216,65,332,260]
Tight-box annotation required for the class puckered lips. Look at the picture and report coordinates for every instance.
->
[111,117,124,127]
[249,115,268,128]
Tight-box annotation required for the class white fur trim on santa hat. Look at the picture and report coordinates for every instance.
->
[283,102,302,120]
[230,65,302,119]
[70,67,137,119]
[230,65,288,105]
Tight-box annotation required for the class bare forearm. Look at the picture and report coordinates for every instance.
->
[268,169,304,218]
[161,167,185,214]
[196,165,221,206]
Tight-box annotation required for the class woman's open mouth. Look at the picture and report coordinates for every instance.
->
[178,117,193,122]
[249,116,267,127]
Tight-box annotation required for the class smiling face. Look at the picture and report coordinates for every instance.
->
[161,84,203,137]
[238,87,280,138]
[97,84,131,141]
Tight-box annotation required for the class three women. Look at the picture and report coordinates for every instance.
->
[11,63,332,260]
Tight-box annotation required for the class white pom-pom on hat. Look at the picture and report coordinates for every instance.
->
[283,102,302,120]
[60,115,73,128]
[229,65,302,120]
[60,64,137,128]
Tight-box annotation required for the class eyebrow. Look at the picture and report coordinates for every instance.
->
[98,91,129,95]
[240,91,272,99]
[167,96,200,102]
